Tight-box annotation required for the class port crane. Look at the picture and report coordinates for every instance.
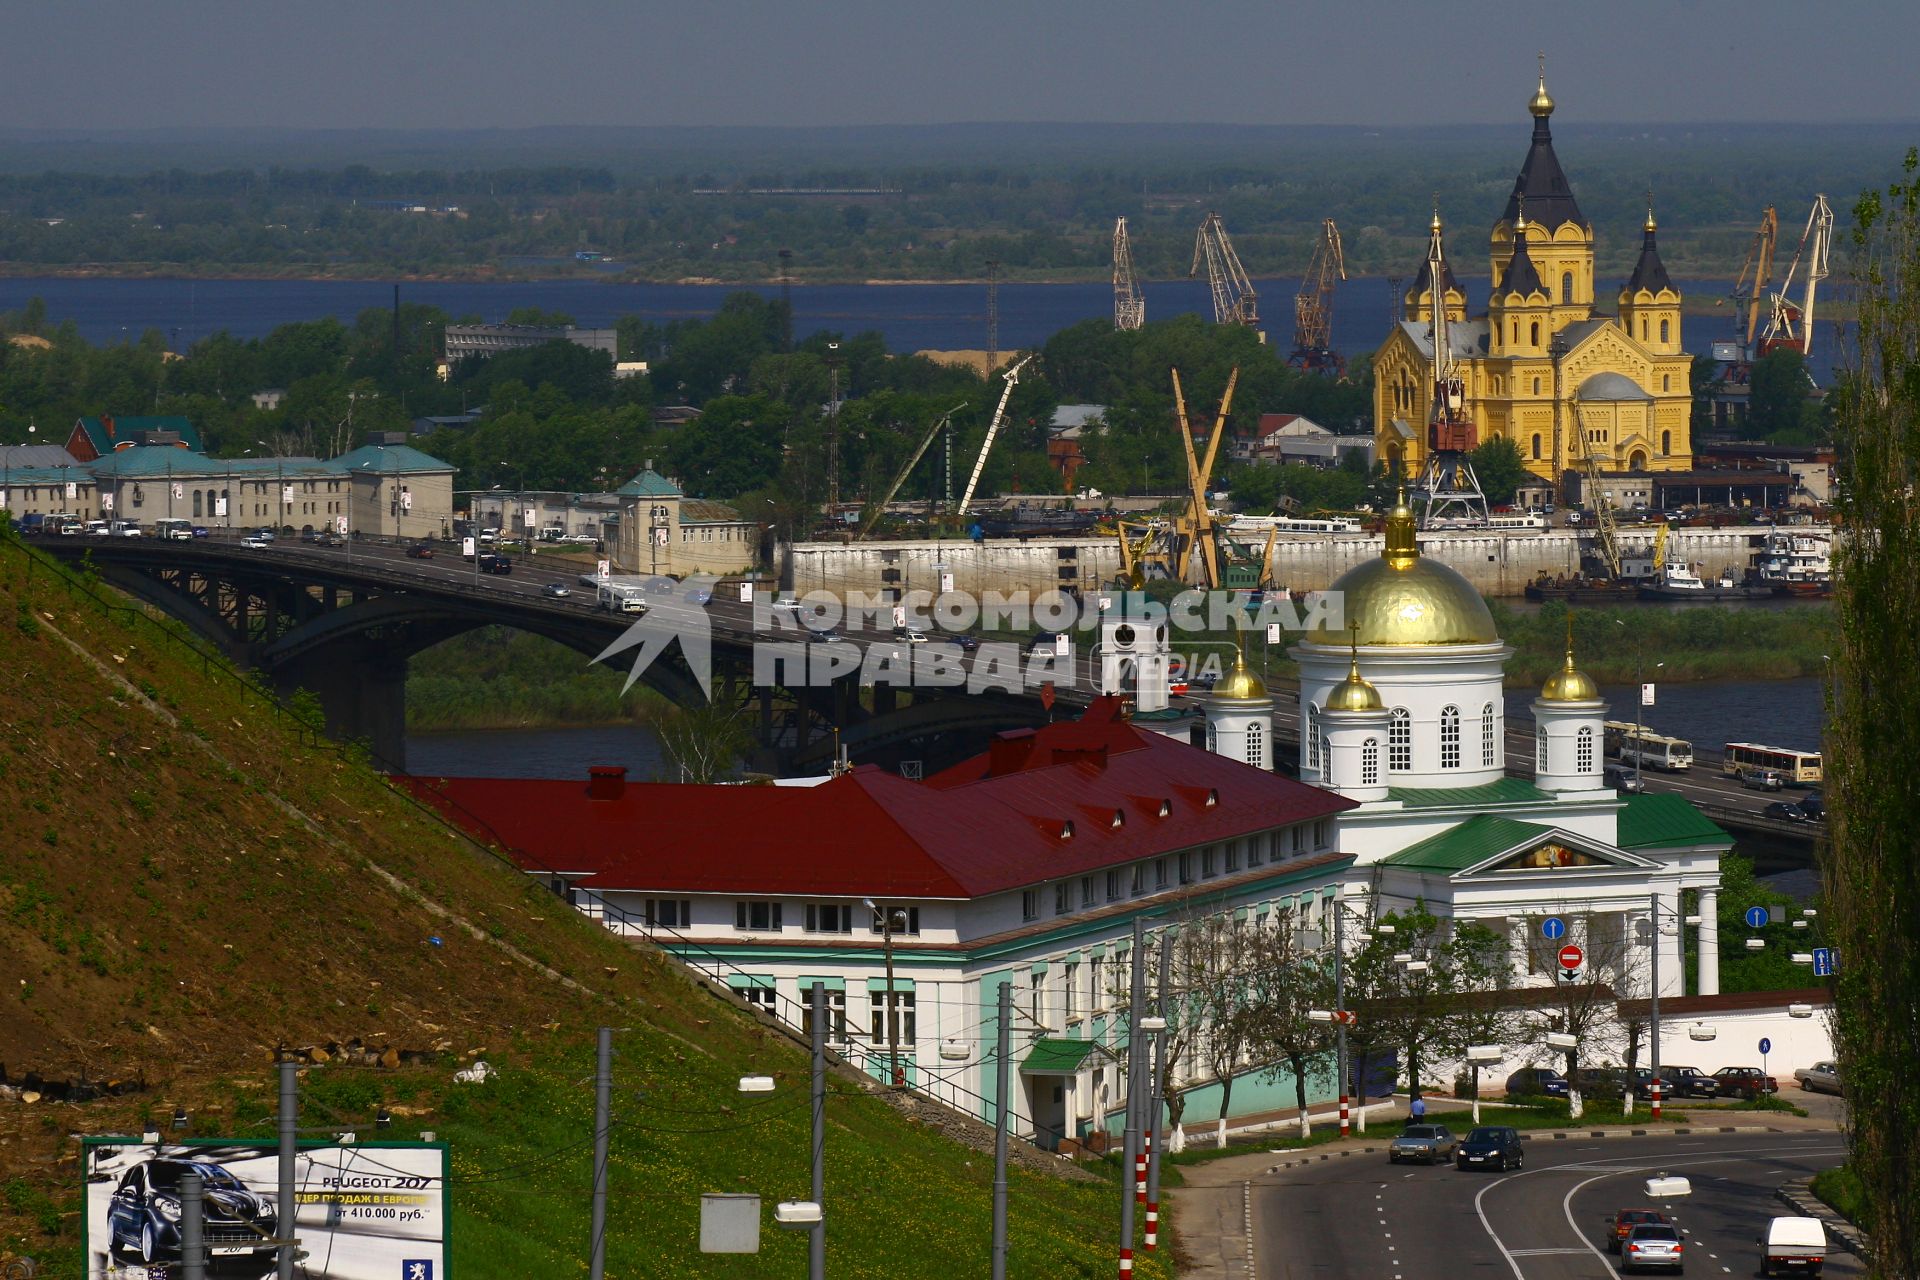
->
[955,354,1035,515]
[859,402,969,538]
[1410,210,1488,528]
[1190,212,1260,333]
[1729,206,1779,359]
[1170,366,1239,587]
[1113,217,1145,331]
[1289,219,1347,374]
[1761,195,1834,358]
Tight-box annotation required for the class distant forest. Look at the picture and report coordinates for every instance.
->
[0,122,1910,283]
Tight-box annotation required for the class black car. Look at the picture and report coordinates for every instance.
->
[1763,801,1808,823]
[406,543,435,559]
[478,553,512,575]
[107,1157,276,1265]
[1798,791,1824,819]
[1504,1067,1568,1099]
[1455,1125,1524,1171]
[1651,1065,1720,1100]
[937,632,980,651]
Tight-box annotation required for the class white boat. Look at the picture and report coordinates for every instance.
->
[1753,529,1832,593]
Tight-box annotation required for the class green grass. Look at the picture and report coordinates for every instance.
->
[1811,1166,1869,1227]
[1493,600,1837,687]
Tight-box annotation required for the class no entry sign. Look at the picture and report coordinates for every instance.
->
[1558,943,1585,970]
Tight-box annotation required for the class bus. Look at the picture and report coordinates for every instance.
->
[1603,720,1694,771]
[153,518,195,541]
[1723,742,1823,786]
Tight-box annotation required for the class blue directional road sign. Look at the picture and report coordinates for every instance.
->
[1744,905,1770,929]
[1541,916,1567,941]
[1759,1037,1773,1056]
[1813,948,1835,977]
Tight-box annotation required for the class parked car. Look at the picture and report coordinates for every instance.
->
[541,582,571,599]
[1798,791,1825,819]
[108,1158,276,1266]
[1503,1067,1568,1099]
[1387,1123,1458,1165]
[1606,1209,1672,1253]
[1455,1125,1524,1171]
[1742,768,1787,791]
[1603,765,1648,794]
[1621,1222,1686,1273]
[1640,1065,1718,1100]
[407,543,435,559]
[1711,1066,1779,1099]
[1764,801,1809,823]
[1572,1066,1630,1096]
[1793,1061,1841,1095]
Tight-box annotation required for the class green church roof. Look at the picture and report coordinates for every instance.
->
[1616,793,1733,850]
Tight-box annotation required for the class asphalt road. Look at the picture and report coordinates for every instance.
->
[1254,1131,1853,1280]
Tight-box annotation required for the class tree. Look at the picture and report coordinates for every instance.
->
[653,700,751,784]
[1169,913,1263,1149]
[1825,147,1920,1278]
[1437,922,1526,1124]
[1241,905,1336,1137]
[1521,910,1646,1120]
[1470,435,1530,505]
[1347,902,1502,1107]
[1746,348,1822,442]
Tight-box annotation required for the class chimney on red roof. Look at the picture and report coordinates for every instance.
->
[103,413,116,440]
[986,729,1037,777]
[587,765,627,800]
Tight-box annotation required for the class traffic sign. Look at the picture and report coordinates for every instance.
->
[1541,916,1567,941]
[1744,905,1770,929]
[1813,947,1834,977]
[1758,1037,1772,1056]
[1557,943,1585,971]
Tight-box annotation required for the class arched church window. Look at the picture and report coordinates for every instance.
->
[1561,272,1573,304]
[1531,434,1543,461]
[1536,726,1548,771]
[1662,430,1672,456]
[1641,317,1649,341]
[1511,321,1519,345]
[1577,726,1595,773]
[1247,721,1263,771]
[1532,376,1541,395]
[1389,709,1411,772]
[1482,702,1497,766]
[1306,703,1320,770]
[1660,319,1670,344]
[193,491,203,517]
[1440,705,1461,769]
[1530,321,1540,346]
[1361,738,1379,786]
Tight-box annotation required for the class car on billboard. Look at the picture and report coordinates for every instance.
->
[107,1156,277,1265]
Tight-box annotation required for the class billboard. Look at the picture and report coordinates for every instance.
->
[84,1137,447,1279]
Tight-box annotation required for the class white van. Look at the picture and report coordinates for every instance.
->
[1759,1215,1826,1276]
[84,520,112,536]
[154,518,194,541]
[109,520,143,538]
[598,585,648,615]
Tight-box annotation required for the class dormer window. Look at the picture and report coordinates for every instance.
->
[1205,789,1218,808]
[1060,821,1074,840]
[1111,809,1125,828]
[1158,799,1172,817]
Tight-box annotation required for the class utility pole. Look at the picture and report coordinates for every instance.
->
[810,980,828,1280]
[589,1026,611,1280]
[277,1061,296,1280]
[182,1170,206,1280]
[986,259,1001,377]
[991,981,1012,1280]
[1335,900,1350,1138]
[1650,893,1664,1121]
[1119,915,1146,1278]
[883,910,902,1086]
[826,342,843,516]
[1144,936,1170,1253]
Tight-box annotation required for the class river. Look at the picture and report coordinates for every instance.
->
[0,274,1843,379]
[408,674,1826,782]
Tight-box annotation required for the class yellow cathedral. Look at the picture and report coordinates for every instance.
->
[1371,70,1695,491]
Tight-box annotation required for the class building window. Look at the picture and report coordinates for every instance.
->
[1247,720,1264,770]
[804,903,853,934]
[1081,876,1096,908]
[803,987,848,1042]
[1362,738,1380,785]
[1028,970,1043,1026]
[192,491,202,517]
[868,906,920,935]
[645,898,691,928]
[1315,819,1331,849]
[1660,319,1670,345]
[1482,702,1497,766]
[1305,702,1320,769]
[1388,708,1411,772]
[1561,272,1573,304]
[1537,726,1548,771]
[1267,831,1283,863]
[1577,725,1595,773]
[1291,825,1306,855]
[1179,851,1194,884]
[1022,889,1041,922]
[1662,430,1672,456]
[1130,863,1145,896]
[1202,846,1218,878]
[1440,705,1461,769]
[1320,727,1330,772]
[733,982,778,1015]
[870,989,916,1046]
[735,901,782,932]
[1247,837,1263,867]
[1107,869,1123,902]
[1532,376,1542,395]
[1090,956,1105,1011]
[1225,840,1242,873]
[1063,963,1079,1019]
[1055,882,1072,916]
[1529,321,1540,346]
[1156,858,1169,889]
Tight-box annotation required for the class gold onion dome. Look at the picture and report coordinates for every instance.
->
[1540,647,1600,703]
[1326,653,1384,713]
[1529,66,1556,118]
[1214,644,1269,702]
[1309,493,1498,647]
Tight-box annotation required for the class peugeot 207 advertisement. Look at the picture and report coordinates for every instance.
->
[85,1138,447,1278]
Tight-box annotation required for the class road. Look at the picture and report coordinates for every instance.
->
[1254,1130,1852,1280]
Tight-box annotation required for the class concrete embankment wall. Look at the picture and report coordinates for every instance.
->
[784,526,1821,599]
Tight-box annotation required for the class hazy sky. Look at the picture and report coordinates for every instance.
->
[5,0,1916,131]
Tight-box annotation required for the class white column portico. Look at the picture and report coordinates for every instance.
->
[1697,886,1720,996]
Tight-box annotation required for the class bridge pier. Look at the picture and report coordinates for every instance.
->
[275,649,411,771]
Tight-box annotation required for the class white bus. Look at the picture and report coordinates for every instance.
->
[153,518,195,541]
[1723,742,1823,786]
[1604,720,1694,771]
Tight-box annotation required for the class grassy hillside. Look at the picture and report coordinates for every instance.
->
[0,532,1166,1278]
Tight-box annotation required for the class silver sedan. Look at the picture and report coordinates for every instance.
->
[1388,1123,1459,1164]
[1793,1061,1841,1094]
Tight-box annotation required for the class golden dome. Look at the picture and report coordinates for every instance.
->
[1308,495,1498,647]
[1213,640,1269,702]
[1540,647,1600,702]
[1326,653,1384,712]
[1529,61,1556,118]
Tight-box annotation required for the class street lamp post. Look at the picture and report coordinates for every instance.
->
[256,440,286,534]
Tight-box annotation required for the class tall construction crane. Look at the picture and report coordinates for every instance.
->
[859,402,968,538]
[1190,212,1260,332]
[1113,217,1145,331]
[1289,218,1347,374]
[1729,206,1779,359]
[1171,366,1239,587]
[1761,195,1834,358]
[956,354,1035,515]
[1410,210,1487,528]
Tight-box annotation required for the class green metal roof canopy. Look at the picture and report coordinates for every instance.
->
[1020,1038,1100,1075]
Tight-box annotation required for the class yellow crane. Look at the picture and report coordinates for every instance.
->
[1171,366,1239,588]
[1290,218,1347,374]
[1731,207,1779,359]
